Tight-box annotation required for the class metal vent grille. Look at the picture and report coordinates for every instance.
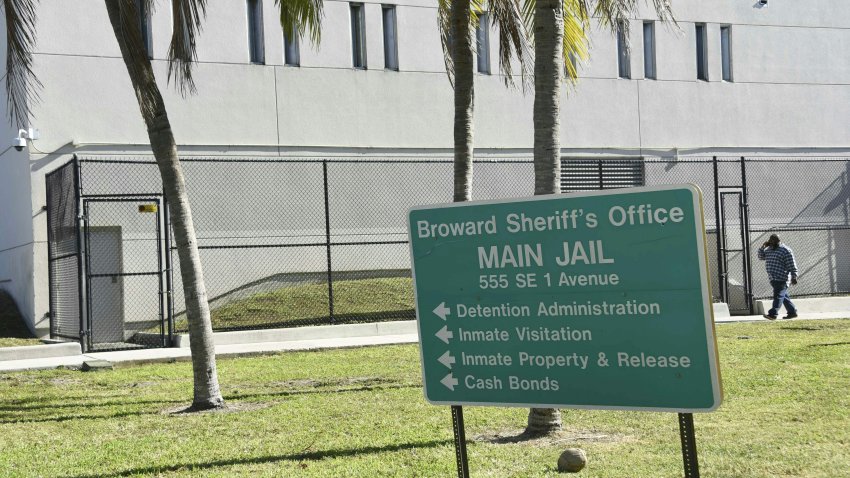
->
[561,158,645,192]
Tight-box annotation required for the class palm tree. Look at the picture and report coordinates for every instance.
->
[438,0,532,202]
[3,0,323,411]
[526,0,673,435]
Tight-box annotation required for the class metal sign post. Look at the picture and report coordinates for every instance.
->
[451,406,470,478]
[678,412,700,477]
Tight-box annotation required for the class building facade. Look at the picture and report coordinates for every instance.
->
[1,0,849,336]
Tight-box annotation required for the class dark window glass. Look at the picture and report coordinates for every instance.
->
[643,22,656,79]
[721,26,733,81]
[136,0,152,58]
[476,13,490,74]
[284,29,300,66]
[617,21,631,79]
[382,6,399,70]
[351,3,367,68]
[696,23,708,80]
[247,0,265,64]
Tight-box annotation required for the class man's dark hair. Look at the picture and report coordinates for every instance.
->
[769,234,780,249]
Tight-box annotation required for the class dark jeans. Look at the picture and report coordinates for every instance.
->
[768,280,797,317]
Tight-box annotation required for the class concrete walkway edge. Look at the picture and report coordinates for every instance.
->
[1,314,847,373]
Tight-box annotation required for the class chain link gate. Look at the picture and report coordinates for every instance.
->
[81,197,171,351]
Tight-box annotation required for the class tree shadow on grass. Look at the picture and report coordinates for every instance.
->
[0,382,420,424]
[66,439,454,478]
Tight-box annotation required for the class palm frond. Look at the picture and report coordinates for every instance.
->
[563,0,589,83]
[490,0,533,90]
[3,0,42,128]
[115,0,159,120]
[167,0,207,96]
[276,0,323,47]
[588,0,674,31]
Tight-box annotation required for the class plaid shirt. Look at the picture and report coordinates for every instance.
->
[757,244,798,283]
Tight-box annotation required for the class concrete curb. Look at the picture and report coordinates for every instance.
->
[173,320,418,347]
[0,342,82,362]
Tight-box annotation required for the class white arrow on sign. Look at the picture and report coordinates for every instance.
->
[438,351,456,369]
[435,326,453,344]
[441,373,459,391]
[432,302,451,321]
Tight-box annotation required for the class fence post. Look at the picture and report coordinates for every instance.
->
[73,154,88,352]
[712,156,724,304]
[322,160,335,322]
[740,156,754,314]
[163,199,175,346]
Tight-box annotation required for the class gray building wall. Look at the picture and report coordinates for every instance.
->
[1,0,849,334]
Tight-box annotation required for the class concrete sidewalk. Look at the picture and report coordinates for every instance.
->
[1,313,847,373]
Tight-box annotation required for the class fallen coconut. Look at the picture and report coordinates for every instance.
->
[557,448,587,473]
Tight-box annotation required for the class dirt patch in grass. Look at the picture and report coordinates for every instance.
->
[268,376,397,389]
[475,428,635,446]
[162,401,272,415]
[47,377,84,387]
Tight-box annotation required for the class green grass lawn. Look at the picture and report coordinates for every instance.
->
[0,291,40,348]
[179,277,415,332]
[1,319,849,477]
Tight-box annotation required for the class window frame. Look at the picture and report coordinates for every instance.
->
[616,21,631,79]
[247,0,265,64]
[720,25,733,82]
[382,5,399,71]
[476,12,491,74]
[642,21,656,80]
[695,23,708,81]
[350,3,367,69]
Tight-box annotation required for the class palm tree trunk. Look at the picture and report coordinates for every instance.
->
[532,0,564,196]
[105,0,223,410]
[527,0,565,435]
[451,0,474,202]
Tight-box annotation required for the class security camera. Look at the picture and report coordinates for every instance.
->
[13,128,38,151]
[758,0,767,5]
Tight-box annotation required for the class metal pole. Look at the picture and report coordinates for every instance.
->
[740,156,755,314]
[155,201,165,347]
[322,160,335,322]
[163,199,175,346]
[678,413,700,478]
[73,155,89,352]
[45,168,56,339]
[451,406,470,478]
[712,157,725,303]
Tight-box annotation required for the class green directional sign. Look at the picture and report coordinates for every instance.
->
[407,185,722,412]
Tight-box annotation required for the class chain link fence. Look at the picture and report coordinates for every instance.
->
[46,155,850,351]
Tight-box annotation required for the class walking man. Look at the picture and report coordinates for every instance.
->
[758,234,799,320]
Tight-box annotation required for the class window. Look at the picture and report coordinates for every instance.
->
[695,23,708,80]
[247,0,265,64]
[476,12,490,74]
[616,21,630,79]
[284,29,300,66]
[350,3,367,68]
[561,158,645,193]
[382,5,398,70]
[135,0,152,58]
[721,25,733,81]
[643,21,656,79]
